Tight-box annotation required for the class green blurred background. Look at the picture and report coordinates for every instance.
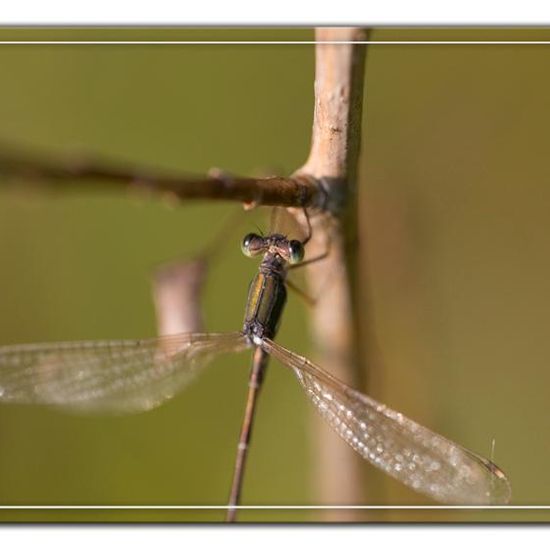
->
[0,27,548,522]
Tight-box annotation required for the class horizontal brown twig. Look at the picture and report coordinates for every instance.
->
[0,147,326,209]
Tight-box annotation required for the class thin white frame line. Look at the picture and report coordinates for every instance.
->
[0,34,537,514]
[0,40,549,45]
[0,505,548,510]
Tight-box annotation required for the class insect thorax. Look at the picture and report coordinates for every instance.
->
[242,257,287,342]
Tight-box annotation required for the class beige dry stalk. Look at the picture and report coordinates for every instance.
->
[293,27,368,521]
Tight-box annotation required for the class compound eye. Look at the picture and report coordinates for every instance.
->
[241,233,265,257]
[287,240,305,264]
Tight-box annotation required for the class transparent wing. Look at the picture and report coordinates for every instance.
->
[0,332,249,414]
[262,338,511,505]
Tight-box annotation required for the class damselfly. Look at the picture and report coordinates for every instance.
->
[0,209,511,520]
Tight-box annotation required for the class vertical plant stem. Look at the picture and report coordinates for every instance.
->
[295,27,368,520]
